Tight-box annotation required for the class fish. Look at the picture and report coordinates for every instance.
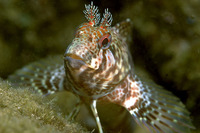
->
[8,1,195,133]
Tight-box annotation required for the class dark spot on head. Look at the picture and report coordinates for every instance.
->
[88,55,92,60]
[88,37,93,42]
[92,53,97,58]
[76,31,81,38]
[76,34,80,38]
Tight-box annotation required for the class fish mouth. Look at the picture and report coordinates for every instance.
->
[65,53,83,60]
[64,53,86,70]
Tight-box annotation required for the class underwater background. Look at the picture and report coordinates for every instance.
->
[0,0,199,132]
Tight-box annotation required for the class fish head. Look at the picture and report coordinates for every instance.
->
[64,2,131,99]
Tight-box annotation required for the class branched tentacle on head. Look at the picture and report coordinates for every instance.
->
[100,9,113,27]
[83,1,100,26]
[83,1,113,28]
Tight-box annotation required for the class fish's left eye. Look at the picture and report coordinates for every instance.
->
[99,33,112,49]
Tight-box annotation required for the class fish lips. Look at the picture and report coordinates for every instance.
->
[64,53,86,71]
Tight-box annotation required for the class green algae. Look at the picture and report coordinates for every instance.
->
[0,79,88,133]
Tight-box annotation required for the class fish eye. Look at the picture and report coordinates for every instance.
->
[99,33,112,49]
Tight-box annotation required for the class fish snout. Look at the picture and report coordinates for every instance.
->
[64,54,86,70]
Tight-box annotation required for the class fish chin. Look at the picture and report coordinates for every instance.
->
[65,61,112,98]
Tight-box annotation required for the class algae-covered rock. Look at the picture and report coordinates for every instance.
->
[0,79,88,133]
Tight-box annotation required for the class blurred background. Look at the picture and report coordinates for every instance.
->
[0,0,199,132]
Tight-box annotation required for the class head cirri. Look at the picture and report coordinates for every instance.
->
[64,2,131,99]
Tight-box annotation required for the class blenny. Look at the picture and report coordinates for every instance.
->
[9,1,194,133]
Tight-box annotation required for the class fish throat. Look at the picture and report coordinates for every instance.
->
[64,52,130,99]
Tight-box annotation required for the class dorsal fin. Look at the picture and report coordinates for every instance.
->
[112,18,133,44]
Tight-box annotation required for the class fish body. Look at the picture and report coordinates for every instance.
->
[9,1,194,133]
